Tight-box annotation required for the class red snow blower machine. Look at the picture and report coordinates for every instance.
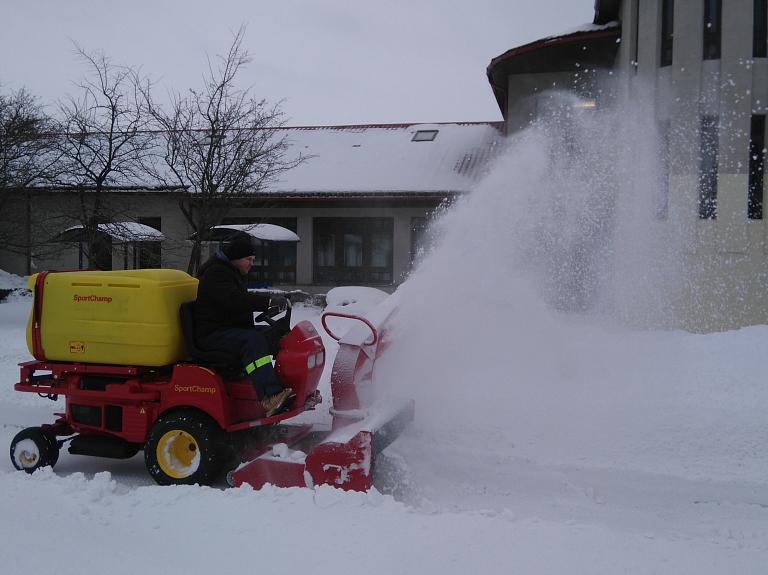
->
[9,269,412,491]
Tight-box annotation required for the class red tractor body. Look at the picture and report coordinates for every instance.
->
[10,270,412,491]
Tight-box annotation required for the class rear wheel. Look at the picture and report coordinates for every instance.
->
[10,427,58,473]
[144,411,224,486]
[39,428,60,467]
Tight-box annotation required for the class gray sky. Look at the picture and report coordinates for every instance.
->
[2,1,593,126]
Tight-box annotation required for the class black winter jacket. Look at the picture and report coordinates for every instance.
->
[194,253,271,338]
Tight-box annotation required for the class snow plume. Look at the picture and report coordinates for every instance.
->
[372,93,723,476]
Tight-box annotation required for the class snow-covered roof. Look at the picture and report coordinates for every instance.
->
[59,222,165,242]
[206,223,300,242]
[266,122,504,195]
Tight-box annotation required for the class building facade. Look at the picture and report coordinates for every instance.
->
[487,0,768,331]
[0,123,503,294]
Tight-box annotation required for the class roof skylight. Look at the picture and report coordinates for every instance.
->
[412,130,438,142]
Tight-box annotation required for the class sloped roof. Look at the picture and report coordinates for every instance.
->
[486,22,621,117]
[267,122,504,196]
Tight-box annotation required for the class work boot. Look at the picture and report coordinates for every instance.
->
[261,388,294,417]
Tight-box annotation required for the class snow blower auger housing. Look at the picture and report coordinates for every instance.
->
[229,296,414,492]
[10,270,412,492]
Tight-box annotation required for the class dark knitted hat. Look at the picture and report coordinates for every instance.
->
[224,240,254,261]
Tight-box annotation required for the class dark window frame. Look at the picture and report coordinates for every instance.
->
[699,115,719,219]
[755,0,768,57]
[137,217,162,269]
[657,120,671,220]
[313,217,394,285]
[410,216,430,267]
[749,115,766,220]
[660,0,674,67]
[703,0,722,60]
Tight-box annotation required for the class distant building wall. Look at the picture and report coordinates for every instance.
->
[616,0,768,331]
[490,0,768,331]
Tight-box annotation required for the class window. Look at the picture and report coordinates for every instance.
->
[90,235,113,271]
[749,115,766,219]
[344,233,363,267]
[315,233,335,267]
[699,116,719,219]
[410,217,431,266]
[221,217,297,284]
[703,0,722,60]
[138,217,162,269]
[313,218,393,285]
[755,0,768,58]
[630,0,640,72]
[657,120,670,220]
[660,0,674,67]
[412,130,438,142]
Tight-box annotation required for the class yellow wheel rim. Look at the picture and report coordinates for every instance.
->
[156,430,200,479]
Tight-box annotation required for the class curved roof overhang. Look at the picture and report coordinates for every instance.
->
[594,0,622,25]
[486,24,621,118]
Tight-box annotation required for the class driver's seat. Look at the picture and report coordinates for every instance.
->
[179,300,241,367]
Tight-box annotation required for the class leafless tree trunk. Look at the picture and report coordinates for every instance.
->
[147,26,307,275]
[0,87,65,273]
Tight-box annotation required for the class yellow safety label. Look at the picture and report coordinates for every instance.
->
[70,341,85,354]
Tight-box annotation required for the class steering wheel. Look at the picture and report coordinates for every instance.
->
[254,300,291,329]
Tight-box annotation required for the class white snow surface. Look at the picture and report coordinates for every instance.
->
[0,269,27,290]
[61,222,165,242]
[1,287,767,573]
[207,223,301,242]
[2,128,768,571]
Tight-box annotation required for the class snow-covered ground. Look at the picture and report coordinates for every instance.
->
[2,277,767,573]
[2,118,768,572]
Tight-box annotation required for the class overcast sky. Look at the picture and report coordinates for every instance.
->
[2,1,594,126]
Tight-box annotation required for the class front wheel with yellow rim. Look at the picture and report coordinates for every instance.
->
[144,410,224,486]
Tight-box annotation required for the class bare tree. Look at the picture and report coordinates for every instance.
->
[0,86,63,273]
[55,45,157,269]
[149,26,306,275]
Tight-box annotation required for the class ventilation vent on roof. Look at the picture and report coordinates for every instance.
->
[412,130,438,142]
[454,143,496,178]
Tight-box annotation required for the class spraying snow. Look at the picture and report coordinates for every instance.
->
[376,99,768,490]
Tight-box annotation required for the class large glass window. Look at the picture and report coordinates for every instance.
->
[703,0,722,60]
[313,218,394,285]
[315,233,335,267]
[749,115,766,220]
[660,0,674,67]
[657,121,670,220]
[755,0,768,58]
[699,116,719,219]
[344,233,363,267]
[138,217,162,269]
[410,217,431,267]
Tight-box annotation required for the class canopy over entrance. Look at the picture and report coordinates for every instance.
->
[57,222,165,243]
[191,223,300,243]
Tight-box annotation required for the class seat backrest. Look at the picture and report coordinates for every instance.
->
[179,300,240,365]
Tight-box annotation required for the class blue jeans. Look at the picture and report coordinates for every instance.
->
[198,327,282,401]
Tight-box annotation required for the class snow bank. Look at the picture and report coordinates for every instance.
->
[0,269,28,290]
[1,466,761,575]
